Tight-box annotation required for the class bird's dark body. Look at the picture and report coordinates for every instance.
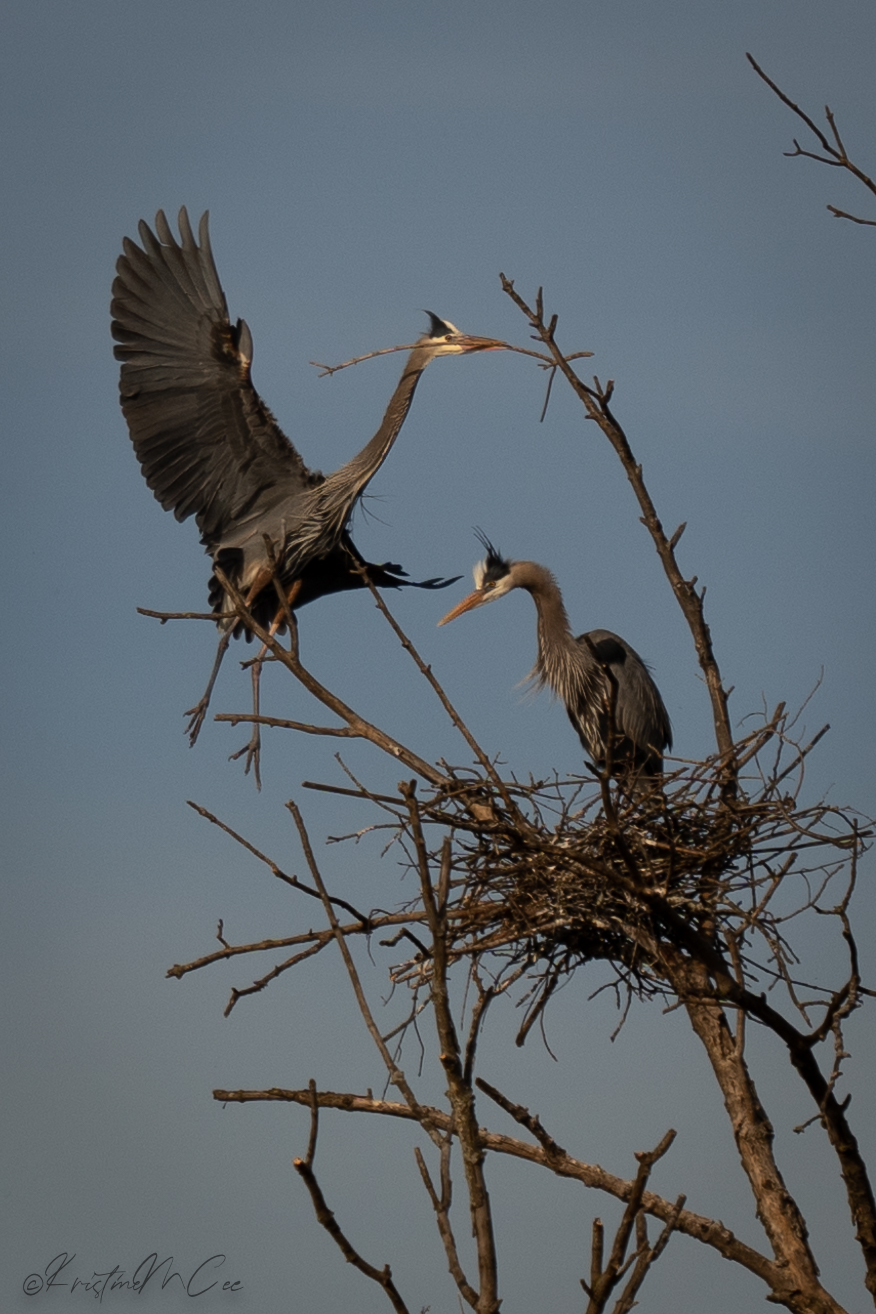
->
[207,534,446,633]
[111,208,491,638]
[562,628,671,775]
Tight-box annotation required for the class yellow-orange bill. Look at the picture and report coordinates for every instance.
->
[437,591,488,626]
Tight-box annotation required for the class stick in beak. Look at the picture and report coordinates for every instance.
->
[449,334,507,354]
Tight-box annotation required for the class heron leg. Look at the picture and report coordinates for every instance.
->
[185,627,233,745]
[185,565,276,747]
[229,578,303,785]
[228,655,267,788]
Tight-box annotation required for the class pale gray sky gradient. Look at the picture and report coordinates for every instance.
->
[3,2,875,1310]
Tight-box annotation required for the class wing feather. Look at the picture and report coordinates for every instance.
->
[112,207,310,547]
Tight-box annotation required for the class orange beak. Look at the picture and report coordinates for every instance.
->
[438,589,490,626]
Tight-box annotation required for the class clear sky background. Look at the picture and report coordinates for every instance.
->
[3,2,875,1310]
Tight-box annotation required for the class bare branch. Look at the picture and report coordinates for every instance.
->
[364,572,523,822]
[212,565,448,787]
[185,799,373,922]
[402,789,500,1313]
[747,53,840,159]
[218,1083,779,1290]
[498,277,736,781]
[827,206,876,227]
[581,1130,677,1314]
[293,1081,411,1314]
[747,52,876,224]
[287,799,443,1144]
[414,1145,479,1309]
[309,337,593,378]
[611,1193,686,1314]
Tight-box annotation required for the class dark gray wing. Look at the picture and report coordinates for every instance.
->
[111,208,310,548]
[583,630,672,761]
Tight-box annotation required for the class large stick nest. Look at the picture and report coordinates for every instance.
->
[385,734,868,1030]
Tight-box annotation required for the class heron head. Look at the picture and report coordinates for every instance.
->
[438,532,515,625]
[419,312,505,357]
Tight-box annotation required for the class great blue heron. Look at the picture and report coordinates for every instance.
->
[112,208,504,750]
[439,536,672,782]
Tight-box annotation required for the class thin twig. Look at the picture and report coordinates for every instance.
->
[498,277,736,786]
[747,52,876,224]
[310,338,593,378]
[414,1145,479,1309]
[287,800,444,1146]
[293,1080,411,1314]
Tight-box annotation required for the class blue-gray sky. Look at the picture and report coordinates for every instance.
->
[3,2,875,1310]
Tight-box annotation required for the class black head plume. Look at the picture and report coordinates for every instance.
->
[423,311,455,339]
[473,529,511,587]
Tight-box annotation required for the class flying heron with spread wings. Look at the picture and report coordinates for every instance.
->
[112,208,504,754]
[439,535,672,784]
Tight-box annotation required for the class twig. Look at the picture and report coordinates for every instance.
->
[310,338,593,378]
[414,1145,479,1309]
[293,1081,411,1314]
[287,799,443,1146]
[747,53,876,225]
[364,571,523,823]
[498,278,736,786]
[137,606,236,624]
[185,799,372,923]
[212,565,448,787]
[213,1084,780,1287]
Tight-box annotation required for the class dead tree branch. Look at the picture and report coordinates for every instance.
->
[747,53,876,225]
[214,1082,783,1296]
[293,1081,411,1314]
[402,789,500,1313]
[287,800,443,1145]
[212,566,447,788]
[497,279,736,783]
[579,1130,678,1314]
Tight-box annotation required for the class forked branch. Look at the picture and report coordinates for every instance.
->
[402,790,500,1313]
[579,1130,680,1314]
[747,53,876,225]
[212,565,446,787]
[293,1081,411,1314]
[217,1082,782,1295]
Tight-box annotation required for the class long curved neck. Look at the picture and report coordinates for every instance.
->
[322,343,438,514]
[514,561,588,704]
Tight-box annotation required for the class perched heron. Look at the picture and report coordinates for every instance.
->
[439,536,672,782]
[111,208,504,752]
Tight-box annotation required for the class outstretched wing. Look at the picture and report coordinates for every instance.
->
[112,208,310,548]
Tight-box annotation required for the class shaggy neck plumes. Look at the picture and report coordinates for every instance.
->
[514,562,600,708]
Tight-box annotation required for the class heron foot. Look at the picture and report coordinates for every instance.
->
[229,726,262,790]
[185,698,210,746]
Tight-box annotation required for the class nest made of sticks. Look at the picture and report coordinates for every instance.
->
[384,751,868,1028]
